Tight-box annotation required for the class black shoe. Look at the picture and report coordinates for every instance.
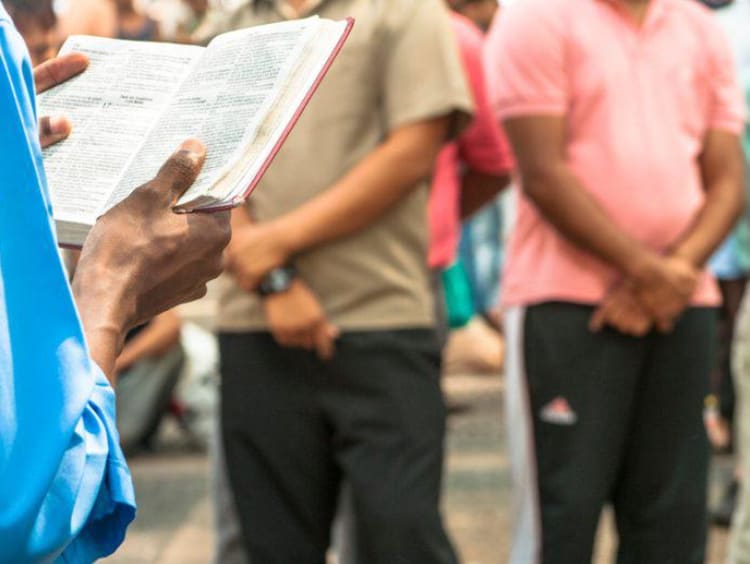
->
[712,480,739,528]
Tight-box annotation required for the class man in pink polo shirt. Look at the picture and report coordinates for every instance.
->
[485,0,747,562]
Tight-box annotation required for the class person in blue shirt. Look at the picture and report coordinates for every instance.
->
[0,4,231,561]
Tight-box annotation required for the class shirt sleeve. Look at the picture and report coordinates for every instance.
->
[0,15,135,563]
[484,0,569,120]
[704,18,747,135]
[453,20,514,175]
[380,0,474,138]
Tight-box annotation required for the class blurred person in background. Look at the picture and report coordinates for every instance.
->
[147,0,208,42]
[704,0,750,558]
[486,0,746,562]
[439,0,510,376]
[429,4,513,349]
[333,5,514,561]
[441,0,507,375]
[115,0,159,41]
[698,0,750,531]
[198,0,473,562]
[448,0,497,31]
[115,310,186,453]
[5,0,59,64]
[56,0,117,39]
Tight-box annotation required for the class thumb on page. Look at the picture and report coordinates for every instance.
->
[155,138,207,202]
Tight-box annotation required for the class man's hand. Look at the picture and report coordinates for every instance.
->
[262,279,339,360]
[225,219,290,292]
[591,254,699,335]
[590,282,652,337]
[630,254,699,331]
[72,139,231,378]
[34,53,89,148]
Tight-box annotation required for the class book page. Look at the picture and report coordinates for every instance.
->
[198,19,349,210]
[39,36,203,225]
[104,18,320,213]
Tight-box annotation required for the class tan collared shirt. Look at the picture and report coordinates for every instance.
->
[201,0,473,331]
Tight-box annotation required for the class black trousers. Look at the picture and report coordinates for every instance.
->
[505,303,717,564]
[219,330,458,564]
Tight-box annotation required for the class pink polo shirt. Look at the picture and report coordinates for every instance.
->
[484,0,746,307]
[428,12,514,269]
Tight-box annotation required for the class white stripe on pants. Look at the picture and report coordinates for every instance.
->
[504,307,541,564]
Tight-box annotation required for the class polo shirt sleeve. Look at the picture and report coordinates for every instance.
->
[484,0,569,120]
[704,19,747,135]
[380,0,473,139]
[0,14,135,563]
[454,21,514,175]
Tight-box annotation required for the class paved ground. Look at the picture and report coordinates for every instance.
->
[104,372,731,564]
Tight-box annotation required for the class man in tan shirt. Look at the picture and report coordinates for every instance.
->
[198,0,472,561]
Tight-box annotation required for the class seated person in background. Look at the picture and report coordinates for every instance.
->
[149,0,208,43]
[56,0,118,39]
[64,261,186,455]
[5,0,59,64]
[115,0,160,41]
[0,5,231,559]
[116,310,186,453]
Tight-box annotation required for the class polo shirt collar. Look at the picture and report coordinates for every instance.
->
[247,0,327,18]
[598,0,668,31]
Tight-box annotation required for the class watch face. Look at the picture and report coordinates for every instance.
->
[269,269,290,288]
[261,267,295,295]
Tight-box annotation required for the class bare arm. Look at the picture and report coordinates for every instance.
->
[73,141,229,383]
[226,117,451,290]
[460,170,511,220]
[276,117,450,253]
[502,115,658,278]
[114,310,182,374]
[505,115,702,332]
[671,129,746,267]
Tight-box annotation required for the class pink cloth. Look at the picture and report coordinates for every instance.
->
[428,12,514,269]
[484,0,747,307]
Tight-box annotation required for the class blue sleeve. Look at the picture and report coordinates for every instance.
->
[0,12,135,563]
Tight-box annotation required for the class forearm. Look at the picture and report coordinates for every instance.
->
[272,118,448,254]
[460,170,511,220]
[115,311,181,371]
[71,270,128,384]
[672,178,745,267]
[81,326,122,384]
[524,164,656,277]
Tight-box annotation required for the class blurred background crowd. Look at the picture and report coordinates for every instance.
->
[5,0,750,562]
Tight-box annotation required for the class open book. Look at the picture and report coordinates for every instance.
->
[39,16,353,247]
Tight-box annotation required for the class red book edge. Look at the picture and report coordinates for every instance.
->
[195,16,356,214]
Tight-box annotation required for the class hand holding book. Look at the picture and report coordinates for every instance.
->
[73,138,230,380]
[31,50,232,382]
[38,16,353,247]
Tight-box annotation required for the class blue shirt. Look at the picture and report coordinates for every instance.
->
[0,6,135,562]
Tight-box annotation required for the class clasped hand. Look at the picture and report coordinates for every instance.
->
[224,213,291,292]
[590,254,699,336]
[225,219,339,359]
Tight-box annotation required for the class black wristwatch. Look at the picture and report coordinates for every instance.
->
[258,266,297,297]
